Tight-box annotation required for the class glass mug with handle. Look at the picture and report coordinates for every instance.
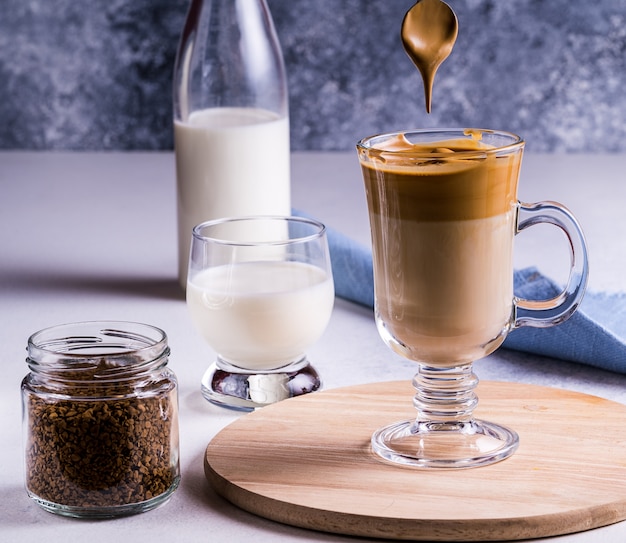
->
[357,128,588,469]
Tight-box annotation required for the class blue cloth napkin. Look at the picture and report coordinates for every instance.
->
[321,221,626,374]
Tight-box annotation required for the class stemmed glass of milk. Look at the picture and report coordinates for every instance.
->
[187,216,335,411]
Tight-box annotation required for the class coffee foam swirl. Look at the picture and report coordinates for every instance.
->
[360,135,522,221]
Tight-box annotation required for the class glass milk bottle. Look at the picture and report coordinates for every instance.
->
[173,0,291,288]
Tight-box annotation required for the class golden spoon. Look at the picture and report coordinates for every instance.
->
[401,0,458,113]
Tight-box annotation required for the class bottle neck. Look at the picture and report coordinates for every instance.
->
[173,0,287,121]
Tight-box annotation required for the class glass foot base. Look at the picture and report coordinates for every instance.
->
[200,359,321,411]
[371,418,519,469]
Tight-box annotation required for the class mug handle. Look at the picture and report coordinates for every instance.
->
[512,201,589,329]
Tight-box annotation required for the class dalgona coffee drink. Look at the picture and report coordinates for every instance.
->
[359,1,588,470]
[358,129,524,366]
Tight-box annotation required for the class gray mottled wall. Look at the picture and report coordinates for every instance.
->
[2,0,626,152]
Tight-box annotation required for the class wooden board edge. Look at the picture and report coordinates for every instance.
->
[205,443,626,541]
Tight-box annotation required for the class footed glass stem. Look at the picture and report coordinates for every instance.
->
[371,363,518,469]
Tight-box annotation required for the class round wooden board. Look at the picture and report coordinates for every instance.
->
[204,380,626,541]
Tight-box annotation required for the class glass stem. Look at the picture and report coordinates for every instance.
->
[412,363,479,427]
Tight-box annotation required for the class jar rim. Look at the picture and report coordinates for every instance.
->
[26,321,169,377]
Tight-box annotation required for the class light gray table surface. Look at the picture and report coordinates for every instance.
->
[1,151,626,542]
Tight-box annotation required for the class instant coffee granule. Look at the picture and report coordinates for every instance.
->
[25,377,176,507]
[22,322,180,517]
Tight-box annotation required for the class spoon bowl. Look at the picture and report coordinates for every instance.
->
[401,0,458,113]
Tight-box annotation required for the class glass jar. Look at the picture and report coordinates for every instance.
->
[21,321,180,518]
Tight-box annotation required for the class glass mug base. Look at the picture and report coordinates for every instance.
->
[371,363,519,468]
[200,357,321,411]
[371,418,519,469]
